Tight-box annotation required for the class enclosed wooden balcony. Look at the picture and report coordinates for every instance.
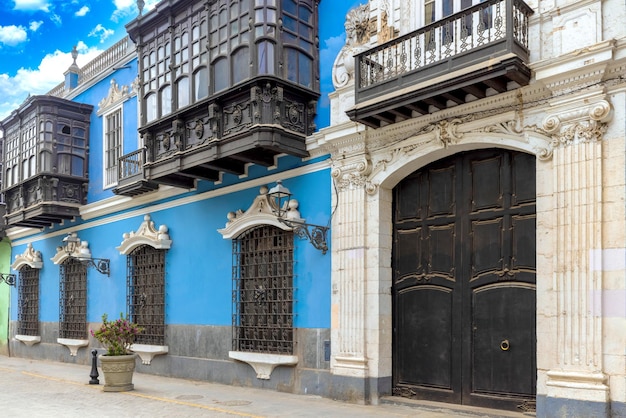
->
[0,95,93,229]
[347,0,534,128]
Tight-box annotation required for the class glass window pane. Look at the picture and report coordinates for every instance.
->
[284,0,296,15]
[257,41,274,74]
[177,77,189,108]
[161,85,172,115]
[214,58,228,92]
[146,93,157,122]
[299,52,312,88]
[71,156,84,176]
[195,68,208,101]
[233,47,249,84]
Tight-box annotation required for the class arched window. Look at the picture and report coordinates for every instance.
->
[177,77,190,108]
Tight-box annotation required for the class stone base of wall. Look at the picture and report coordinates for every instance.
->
[537,395,624,418]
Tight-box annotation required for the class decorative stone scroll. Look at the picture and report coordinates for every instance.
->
[332,3,371,89]
[117,214,172,255]
[97,79,132,115]
[12,243,43,270]
[542,99,612,147]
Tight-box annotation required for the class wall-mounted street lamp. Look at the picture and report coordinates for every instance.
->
[267,181,329,255]
[0,273,16,286]
[62,233,110,276]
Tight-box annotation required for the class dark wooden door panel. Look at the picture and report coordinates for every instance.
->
[393,148,536,411]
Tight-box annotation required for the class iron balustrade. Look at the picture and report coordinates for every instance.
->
[355,0,533,99]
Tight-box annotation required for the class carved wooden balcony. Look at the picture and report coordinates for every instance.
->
[0,95,93,228]
[139,79,316,189]
[347,0,534,128]
[118,0,320,194]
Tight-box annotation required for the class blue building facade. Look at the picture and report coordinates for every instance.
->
[2,0,360,401]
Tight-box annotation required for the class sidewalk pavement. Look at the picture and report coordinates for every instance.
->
[0,355,524,418]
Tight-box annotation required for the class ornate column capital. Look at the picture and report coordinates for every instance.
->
[542,98,612,147]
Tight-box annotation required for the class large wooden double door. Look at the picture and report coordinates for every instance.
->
[392,149,536,411]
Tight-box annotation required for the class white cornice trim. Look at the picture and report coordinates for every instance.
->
[8,159,331,247]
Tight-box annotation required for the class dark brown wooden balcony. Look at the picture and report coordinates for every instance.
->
[113,148,158,196]
[0,95,93,229]
[136,78,316,190]
[347,0,534,128]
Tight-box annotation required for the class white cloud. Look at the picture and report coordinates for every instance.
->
[88,24,115,44]
[0,42,104,121]
[112,0,158,22]
[0,25,28,47]
[12,0,50,12]
[50,13,62,26]
[29,20,44,32]
[75,6,90,17]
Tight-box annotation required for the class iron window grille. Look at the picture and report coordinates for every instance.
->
[59,259,88,339]
[127,245,166,346]
[232,225,294,354]
[17,266,39,336]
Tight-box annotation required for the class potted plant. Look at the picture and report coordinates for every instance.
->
[91,313,143,392]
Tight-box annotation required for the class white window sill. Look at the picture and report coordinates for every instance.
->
[15,335,41,346]
[130,344,169,365]
[229,351,298,380]
[57,338,89,356]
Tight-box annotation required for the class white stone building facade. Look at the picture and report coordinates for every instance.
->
[309,0,626,416]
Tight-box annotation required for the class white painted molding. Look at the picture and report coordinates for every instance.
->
[229,351,298,380]
[57,338,89,356]
[217,186,304,239]
[130,344,169,365]
[117,214,172,254]
[15,335,41,346]
[11,243,43,270]
[50,232,93,265]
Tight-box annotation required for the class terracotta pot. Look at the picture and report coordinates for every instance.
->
[99,353,137,392]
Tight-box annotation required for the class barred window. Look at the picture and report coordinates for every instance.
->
[59,259,88,339]
[232,225,294,354]
[127,245,166,346]
[17,266,40,336]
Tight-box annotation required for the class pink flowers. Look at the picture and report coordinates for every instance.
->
[91,313,144,356]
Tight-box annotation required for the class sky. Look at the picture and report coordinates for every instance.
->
[0,0,360,127]
[0,0,160,121]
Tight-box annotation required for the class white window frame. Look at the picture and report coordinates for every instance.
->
[102,105,123,189]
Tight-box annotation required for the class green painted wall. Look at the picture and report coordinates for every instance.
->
[0,237,11,356]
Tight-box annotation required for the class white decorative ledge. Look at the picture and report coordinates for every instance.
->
[57,338,89,356]
[130,344,169,365]
[229,351,298,380]
[15,335,41,346]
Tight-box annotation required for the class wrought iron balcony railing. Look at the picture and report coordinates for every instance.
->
[351,0,533,126]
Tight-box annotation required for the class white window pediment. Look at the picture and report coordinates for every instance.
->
[117,214,172,254]
[97,79,132,115]
[50,232,94,265]
[217,186,303,239]
[12,243,43,270]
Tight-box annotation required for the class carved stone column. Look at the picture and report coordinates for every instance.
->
[540,95,612,410]
[329,153,371,377]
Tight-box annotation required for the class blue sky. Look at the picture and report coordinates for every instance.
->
[0,0,360,124]
[0,0,159,121]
